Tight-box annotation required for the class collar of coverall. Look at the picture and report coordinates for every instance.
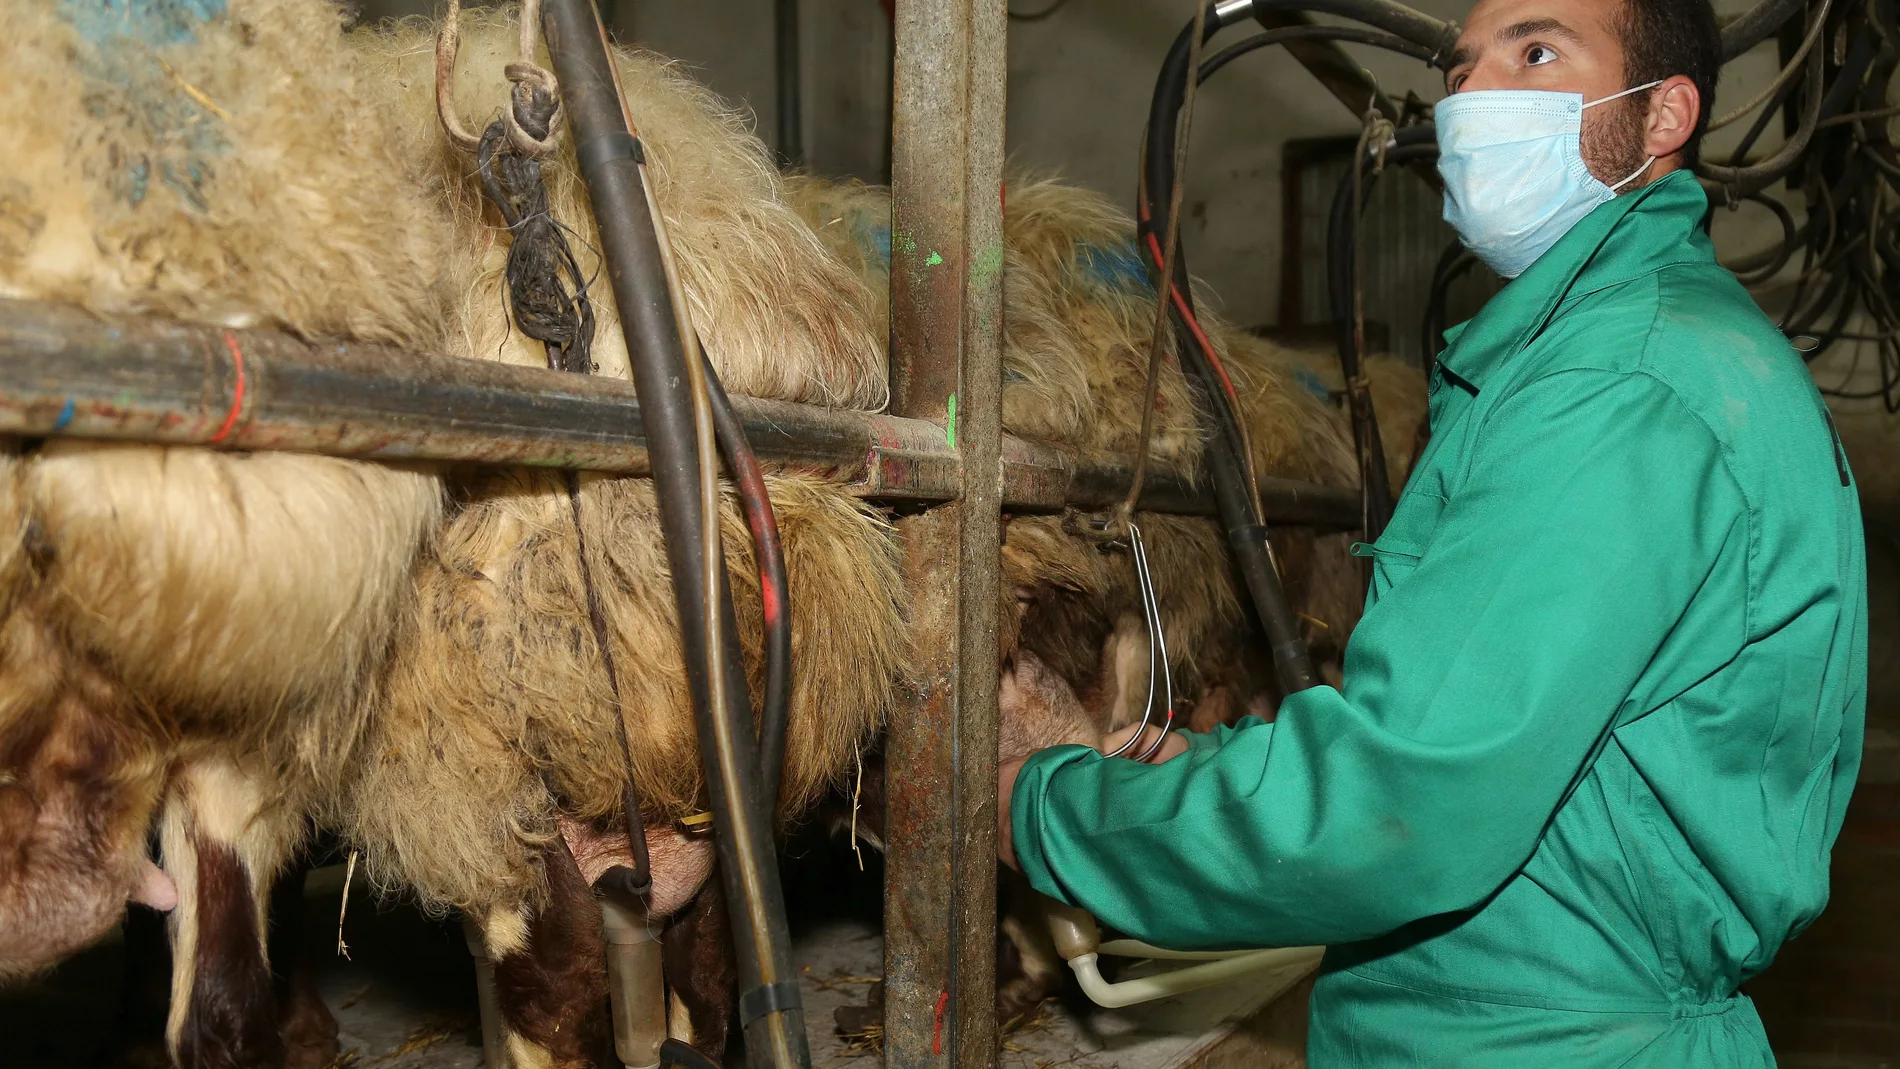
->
[1436,168,1715,393]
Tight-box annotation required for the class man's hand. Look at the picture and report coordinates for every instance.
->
[999,754,1028,870]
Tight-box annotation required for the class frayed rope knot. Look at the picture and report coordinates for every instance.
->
[476,97,596,375]
[437,0,595,375]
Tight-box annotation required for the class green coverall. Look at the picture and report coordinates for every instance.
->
[1011,170,1868,1067]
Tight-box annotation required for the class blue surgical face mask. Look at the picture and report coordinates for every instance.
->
[1435,82,1661,279]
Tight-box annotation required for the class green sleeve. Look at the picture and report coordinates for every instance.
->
[1010,369,1748,950]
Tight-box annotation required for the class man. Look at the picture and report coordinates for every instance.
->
[998,0,1868,1063]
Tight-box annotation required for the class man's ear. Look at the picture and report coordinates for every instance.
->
[1645,74,1701,161]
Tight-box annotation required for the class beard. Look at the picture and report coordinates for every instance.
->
[1580,94,1653,192]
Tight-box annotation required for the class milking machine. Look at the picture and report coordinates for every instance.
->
[433,0,807,1065]
[536,1,808,1066]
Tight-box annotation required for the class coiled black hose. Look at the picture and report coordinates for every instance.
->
[1199,24,1438,81]
[1723,0,1816,58]
[1422,240,1479,368]
[1701,44,1828,195]
[1724,194,1801,284]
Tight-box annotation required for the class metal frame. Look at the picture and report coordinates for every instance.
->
[0,298,1357,527]
[0,4,1356,1063]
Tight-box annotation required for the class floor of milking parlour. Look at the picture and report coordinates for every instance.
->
[782,832,1311,1069]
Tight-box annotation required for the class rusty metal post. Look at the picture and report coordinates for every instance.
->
[884,0,1006,1066]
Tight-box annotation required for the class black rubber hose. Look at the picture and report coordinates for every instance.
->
[1805,268,1862,361]
[1722,53,1804,166]
[1789,253,1857,335]
[1143,9,1278,494]
[1779,226,1823,331]
[1325,137,1440,544]
[1422,240,1478,371]
[1722,193,1801,282]
[1201,374,1322,694]
[1701,41,1828,195]
[538,2,807,1067]
[775,0,802,167]
[1722,0,1813,59]
[1815,27,1882,125]
[1143,7,1318,695]
[1717,17,1873,202]
[1198,25,1438,82]
[1855,53,1900,163]
[702,353,793,825]
[1246,0,1455,54]
[1787,267,1856,349]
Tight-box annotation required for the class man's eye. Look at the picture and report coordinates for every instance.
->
[1525,44,1557,65]
[1448,71,1468,91]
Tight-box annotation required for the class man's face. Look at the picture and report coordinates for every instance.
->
[1445,0,1654,186]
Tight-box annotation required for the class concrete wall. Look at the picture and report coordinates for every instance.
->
[356,0,1790,330]
[1009,0,1786,328]
[594,0,1788,330]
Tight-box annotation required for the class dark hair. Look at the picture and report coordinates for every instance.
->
[1616,0,1723,167]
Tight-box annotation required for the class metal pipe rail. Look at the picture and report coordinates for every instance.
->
[0,297,1361,527]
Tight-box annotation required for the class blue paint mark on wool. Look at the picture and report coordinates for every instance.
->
[1077,241,1149,292]
[861,222,893,272]
[56,0,231,211]
[59,0,226,48]
[53,399,76,432]
[1291,367,1333,401]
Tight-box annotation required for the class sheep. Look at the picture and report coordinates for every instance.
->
[338,12,904,1063]
[788,171,1429,1023]
[787,173,1428,714]
[0,2,451,1067]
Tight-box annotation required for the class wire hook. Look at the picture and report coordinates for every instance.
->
[1103,522,1177,762]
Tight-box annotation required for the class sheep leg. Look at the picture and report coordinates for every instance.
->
[161,757,302,1069]
[482,837,613,1069]
[660,878,733,1061]
[266,859,338,1069]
